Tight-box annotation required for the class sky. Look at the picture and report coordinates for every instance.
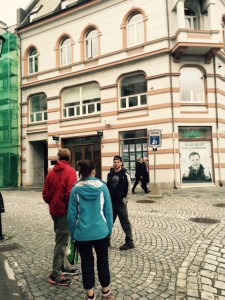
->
[0,0,32,27]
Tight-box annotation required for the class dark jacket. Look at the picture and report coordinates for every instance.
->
[107,168,129,202]
[135,161,144,178]
[42,160,78,217]
[182,164,212,182]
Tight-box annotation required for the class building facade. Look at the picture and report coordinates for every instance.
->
[0,29,19,187]
[17,0,225,188]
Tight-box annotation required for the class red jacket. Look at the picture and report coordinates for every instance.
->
[42,160,78,217]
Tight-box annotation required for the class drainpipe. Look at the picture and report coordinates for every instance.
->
[17,31,23,187]
[213,55,223,187]
[166,0,178,189]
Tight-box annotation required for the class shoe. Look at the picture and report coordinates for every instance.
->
[48,274,71,286]
[107,237,111,247]
[145,190,150,194]
[132,191,137,194]
[61,267,80,276]
[84,294,96,300]
[101,290,116,300]
[119,243,134,250]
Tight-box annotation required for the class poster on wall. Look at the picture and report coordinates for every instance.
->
[123,145,129,152]
[180,141,213,183]
[129,144,135,152]
[136,144,142,151]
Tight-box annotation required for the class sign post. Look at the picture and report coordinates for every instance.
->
[149,129,162,198]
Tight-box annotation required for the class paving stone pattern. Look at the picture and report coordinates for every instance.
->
[1,187,225,300]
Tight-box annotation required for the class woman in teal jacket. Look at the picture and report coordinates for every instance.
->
[68,160,115,300]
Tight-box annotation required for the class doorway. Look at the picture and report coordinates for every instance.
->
[63,136,102,179]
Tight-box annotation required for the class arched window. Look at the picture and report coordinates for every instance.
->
[127,13,144,47]
[28,48,38,74]
[60,38,72,66]
[120,74,147,109]
[85,29,99,59]
[30,93,47,123]
[63,82,101,118]
[180,67,205,103]
[185,7,198,29]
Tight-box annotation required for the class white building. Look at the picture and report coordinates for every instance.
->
[17,0,225,188]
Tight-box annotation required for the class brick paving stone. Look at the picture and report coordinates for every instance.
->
[1,187,225,299]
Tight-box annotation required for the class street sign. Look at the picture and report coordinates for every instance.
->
[149,129,162,148]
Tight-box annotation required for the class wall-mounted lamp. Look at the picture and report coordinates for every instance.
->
[52,135,59,141]
[218,63,222,68]
[97,130,103,138]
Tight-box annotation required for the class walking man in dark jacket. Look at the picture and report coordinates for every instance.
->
[43,148,79,286]
[132,157,149,194]
[107,155,134,251]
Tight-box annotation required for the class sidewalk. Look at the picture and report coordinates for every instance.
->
[0,186,225,300]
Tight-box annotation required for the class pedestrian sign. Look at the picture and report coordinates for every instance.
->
[149,129,162,148]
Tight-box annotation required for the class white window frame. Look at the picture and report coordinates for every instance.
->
[184,7,198,29]
[120,74,147,110]
[63,83,101,118]
[85,30,99,59]
[30,94,47,123]
[28,48,38,74]
[180,68,205,103]
[60,38,72,66]
[127,13,144,47]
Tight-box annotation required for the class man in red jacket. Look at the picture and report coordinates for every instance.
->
[43,148,79,286]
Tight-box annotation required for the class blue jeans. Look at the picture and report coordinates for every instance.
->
[76,236,110,290]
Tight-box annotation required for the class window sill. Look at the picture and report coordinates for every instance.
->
[83,58,99,67]
[28,121,47,126]
[181,102,207,106]
[126,44,144,55]
[61,113,101,122]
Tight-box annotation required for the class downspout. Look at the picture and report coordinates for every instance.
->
[166,0,178,188]
[16,31,23,187]
[213,55,223,186]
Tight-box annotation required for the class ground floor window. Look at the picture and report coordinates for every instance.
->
[120,129,147,180]
[179,127,213,184]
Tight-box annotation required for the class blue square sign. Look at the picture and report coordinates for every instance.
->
[149,129,162,147]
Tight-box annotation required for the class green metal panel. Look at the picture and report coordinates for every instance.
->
[0,32,19,187]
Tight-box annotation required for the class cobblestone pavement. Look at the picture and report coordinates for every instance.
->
[1,187,225,300]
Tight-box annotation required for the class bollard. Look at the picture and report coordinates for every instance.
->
[0,192,5,240]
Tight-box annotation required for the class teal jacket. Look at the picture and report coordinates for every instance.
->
[68,177,113,241]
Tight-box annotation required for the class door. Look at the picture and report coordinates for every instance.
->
[70,143,101,179]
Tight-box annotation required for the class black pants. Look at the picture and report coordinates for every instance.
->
[112,201,134,245]
[76,236,110,290]
[132,176,148,193]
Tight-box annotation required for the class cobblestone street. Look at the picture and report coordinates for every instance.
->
[1,187,225,300]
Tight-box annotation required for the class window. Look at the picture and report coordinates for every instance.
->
[60,38,72,66]
[61,0,69,9]
[185,7,198,29]
[85,29,99,59]
[127,13,144,47]
[30,93,47,123]
[63,82,101,118]
[120,74,147,109]
[180,68,204,103]
[29,5,42,22]
[28,48,38,74]
[120,129,148,180]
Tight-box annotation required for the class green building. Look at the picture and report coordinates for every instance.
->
[0,31,19,187]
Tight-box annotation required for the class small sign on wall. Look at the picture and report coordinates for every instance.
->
[149,129,162,148]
